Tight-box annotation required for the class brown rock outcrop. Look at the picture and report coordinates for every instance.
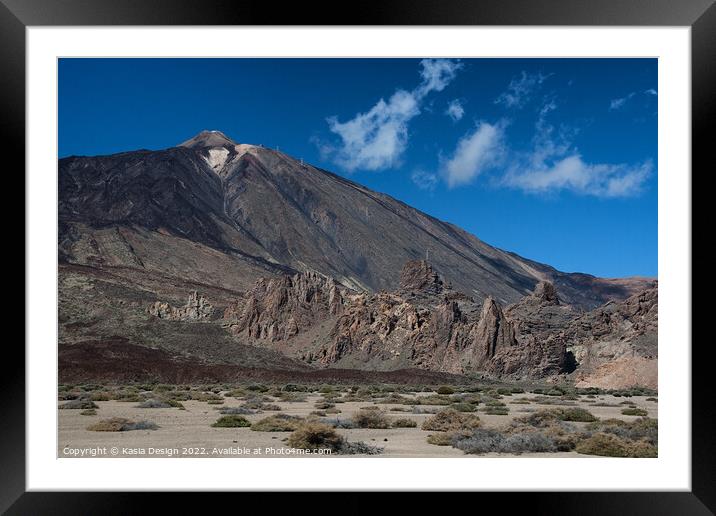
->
[148,291,214,321]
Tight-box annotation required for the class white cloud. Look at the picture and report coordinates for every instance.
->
[645,88,658,96]
[503,155,652,198]
[495,71,549,109]
[502,98,652,198]
[411,169,439,191]
[445,99,465,121]
[442,121,505,188]
[416,59,463,96]
[609,92,636,110]
[323,59,462,171]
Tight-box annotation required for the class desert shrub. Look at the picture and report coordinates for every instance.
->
[287,422,344,452]
[621,408,648,416]
[436,385,455,395]
[454,429,557,455]
[426,433,454,446]
[556,408,598,422]
[353,409,391,429]
[153,384,172,392]
[410,406,440,414]
[496,388,513,396]
[646,397,658,402]
[452,393,481,405]
[484,399,506,407]
[87,418,157,432]
[311,410,327,417]
[391,418,418,428]
[319,418,356,429]
[282,383,308,392]
[166,390,192,401]
[211,415,251,428]
[325,407,341,414]
[246,383,269,392]
[510,387,525,394]
[586,418,657,445]
[275,391,306,402]
[318,384,334,394]
[251,414,303,432]
[126,420,160,431]
[376,394,413,405]
[339,441,383,455]
[224,389,245,398]
[89,392,111,402]
[484,407,509,415]
[80,409,96,416]
[514,410,560,428]
[510,400,530,405]
[315,401,335,410]
[59,399,98,410]
[219,406,255,415]
[545,388,564,396]
[261,403,282,411]
[575,433,657,457]
[136,399,172,409]
[422,409,481,432]
[416,395,452,406]
[448,402,475,412]
[207,399,224,405]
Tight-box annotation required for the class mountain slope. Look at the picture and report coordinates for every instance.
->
[59,130,653,309]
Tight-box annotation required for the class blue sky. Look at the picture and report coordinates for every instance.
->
[59,58,657,278]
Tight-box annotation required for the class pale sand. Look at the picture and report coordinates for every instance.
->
[58,393,657,458]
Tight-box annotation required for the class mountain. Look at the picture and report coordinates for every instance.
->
[57,130,657,385]
[59,130,652,308]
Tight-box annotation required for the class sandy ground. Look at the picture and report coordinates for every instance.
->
[58,392,657,458]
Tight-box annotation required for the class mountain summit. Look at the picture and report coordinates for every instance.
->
[178,129,237,149]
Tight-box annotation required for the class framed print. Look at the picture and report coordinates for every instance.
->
[4,0,713,512]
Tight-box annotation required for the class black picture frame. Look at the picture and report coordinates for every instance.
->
[4,0,712,512]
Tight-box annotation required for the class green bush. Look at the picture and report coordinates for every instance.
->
[251,414,303,432]
[353,409,391,429]
[87,418,158,432]
[576,433,657,457]
[287,422,344,452]
[80,409,97,416]
[621,408,648,416]
[436,385,455,395]
[422,409,481,432]
[556,408,598,422]
[59,399,98,410]
[450,402,477,413]
[391,418,418,428]
[426,433,454,446]
[211,415,251,428]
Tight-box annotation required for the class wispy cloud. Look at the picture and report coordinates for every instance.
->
[411,169,439,191]
[442,121,506,188]
[609,92,636,111]
[321,59,463,172]
[503,99,652,198]
[504,155,652,198]
[644,88,658,96]
[495,71,549,109]
[445,99,465,121]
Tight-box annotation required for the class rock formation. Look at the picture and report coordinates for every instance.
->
[558,287,658,389]
[148,291,214,321]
